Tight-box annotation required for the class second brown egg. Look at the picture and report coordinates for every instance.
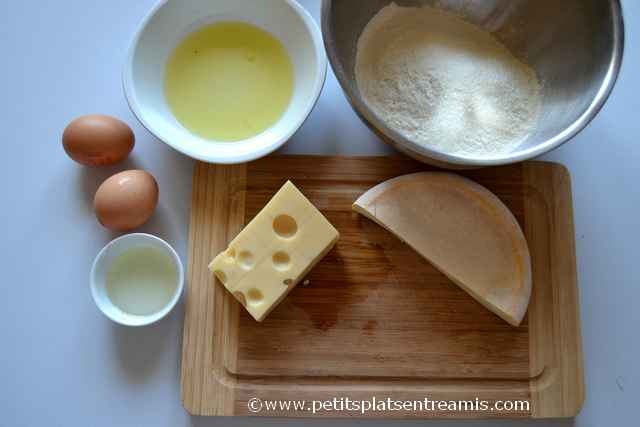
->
[94,170,159,232]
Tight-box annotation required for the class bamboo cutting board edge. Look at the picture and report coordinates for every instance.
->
[180,156,584,419]
[524,162,584,418]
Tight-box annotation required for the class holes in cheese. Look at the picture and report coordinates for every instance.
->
[238,251,255,270]
[353,172,532,327]
[233,291,246,306]
[224,248,236,262]
[214,270,227,284]
[273,214,298,238]
[209,181,339,322]
[272,251,291,271]
[247,288,264,305]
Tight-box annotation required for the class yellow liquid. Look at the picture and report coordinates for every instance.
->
[165,22,294,141]
[106,246,178,316]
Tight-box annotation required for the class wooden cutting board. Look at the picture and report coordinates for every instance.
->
[181,155,583,419]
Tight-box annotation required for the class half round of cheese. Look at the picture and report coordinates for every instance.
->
[353,172,532,327]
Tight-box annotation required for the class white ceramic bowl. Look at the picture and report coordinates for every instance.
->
[90,233,184,327]
[123,0,327,164]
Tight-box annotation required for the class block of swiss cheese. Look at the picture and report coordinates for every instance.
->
[210,181,339,321]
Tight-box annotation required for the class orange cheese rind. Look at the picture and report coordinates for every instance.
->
[353,172,532,326]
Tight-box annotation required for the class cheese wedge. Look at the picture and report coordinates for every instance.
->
[353,173,532,326]
[209,181,339,322]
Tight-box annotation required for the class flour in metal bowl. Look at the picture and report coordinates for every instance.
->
[355,3,542,158]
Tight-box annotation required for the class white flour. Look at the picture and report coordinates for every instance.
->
[355,4,541,158]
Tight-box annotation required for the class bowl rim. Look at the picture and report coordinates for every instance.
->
[321,0,626,168]
[123,0,327,165]
[90,233,185,327]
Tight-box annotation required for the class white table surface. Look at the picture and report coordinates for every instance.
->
[1,1,638,426]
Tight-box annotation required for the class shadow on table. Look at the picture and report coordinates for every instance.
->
[111,309,177,384]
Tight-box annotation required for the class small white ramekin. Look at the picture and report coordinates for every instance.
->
[123,0,327,164]
[90,233,184,327]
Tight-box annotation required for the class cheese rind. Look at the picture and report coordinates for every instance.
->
[353,172,532,327]
[209,181,339,321]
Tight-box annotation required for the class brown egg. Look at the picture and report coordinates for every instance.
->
[63,115,134,166]
[94,170,159,231]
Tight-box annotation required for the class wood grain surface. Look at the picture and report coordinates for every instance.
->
[181,155,583,419]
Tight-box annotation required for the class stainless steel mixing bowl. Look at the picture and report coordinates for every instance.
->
[322,0,624,168]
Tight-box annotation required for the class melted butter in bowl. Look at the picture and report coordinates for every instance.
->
[124,0,326,164]
[165,22,294,142]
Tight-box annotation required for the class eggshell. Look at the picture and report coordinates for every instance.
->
[63,115,134,166]
[94,170,159,231]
